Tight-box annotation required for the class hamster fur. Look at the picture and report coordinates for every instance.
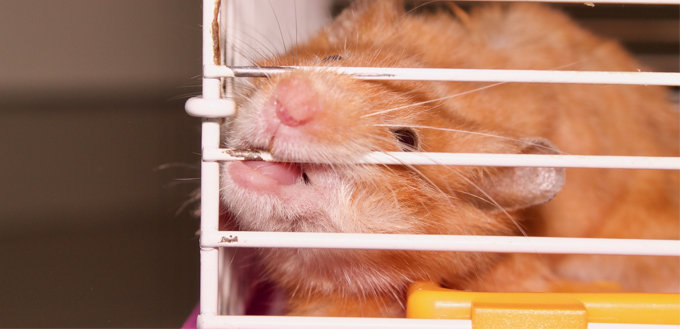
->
[219,0,680,317]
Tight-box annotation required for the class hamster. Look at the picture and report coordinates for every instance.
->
[219,0,679,317]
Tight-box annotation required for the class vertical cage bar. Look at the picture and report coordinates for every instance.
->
[219,0,235,316]
[199,0,222,322]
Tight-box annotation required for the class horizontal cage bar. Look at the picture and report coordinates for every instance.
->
[201,231,680,257]
[199,316,471,329]
[204,148,680,170]
[204,65,680,86]
[456,0,680,3]
[198,315,680,329]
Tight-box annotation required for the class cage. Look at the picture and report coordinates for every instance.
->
[185,0,680,328]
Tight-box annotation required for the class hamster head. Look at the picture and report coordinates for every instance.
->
[220,0,565,298]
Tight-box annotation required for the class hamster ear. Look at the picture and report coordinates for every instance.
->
[473,138,565,213]
[325,0,404,44]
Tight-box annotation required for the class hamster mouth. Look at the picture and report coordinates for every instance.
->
[242,161,302,185]
[228,159,311,193]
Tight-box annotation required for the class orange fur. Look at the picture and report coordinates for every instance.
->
[222,0,679,317]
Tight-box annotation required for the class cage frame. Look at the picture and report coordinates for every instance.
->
[185,0,680,327]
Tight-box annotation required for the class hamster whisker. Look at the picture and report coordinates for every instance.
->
[362,81,507,118]
[389,149,526,237]
[225,31,278,64]
[445,167,529,238]
[364,164,403,219]
[377,152,462,235]
[369,135,470,231]
[154,162,200,171]
[168,92,202,102]
[233,46,272,67]
[373,163,436,227]
[373,123,564,154]
[267,0,288,55]
[293,0,299,59]
[163,179,201,190]
[401,0,447,18]
[174,189,201,217]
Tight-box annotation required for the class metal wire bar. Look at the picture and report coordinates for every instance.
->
[458,0,680,3]
[198,315,471,329]
[204,65,680,86]
[202,231,680,256]
[203,148,680,170]
[195,0,224,318]
[198,315,680,329]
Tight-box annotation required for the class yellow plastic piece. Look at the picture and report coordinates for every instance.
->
[472,298,586,329]
[406,282,680,327]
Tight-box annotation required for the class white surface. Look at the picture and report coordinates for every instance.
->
[197,315,680,329]
[202,231,680,256]
[198,315,473,329]
[206,65,680,86]
[226,0,333,66]
[203,148,680,170]
[185,97,236,118]
[195,0,223,318]
[460,0,680,3]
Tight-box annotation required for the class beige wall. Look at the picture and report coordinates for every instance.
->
[0,1,203,327]
[0,0,201,98]
[0,0,202,229]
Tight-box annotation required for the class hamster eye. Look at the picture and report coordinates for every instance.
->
[322,54,343,61]
[391,128,418,151]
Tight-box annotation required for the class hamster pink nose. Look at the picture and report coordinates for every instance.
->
[273,78,319,127]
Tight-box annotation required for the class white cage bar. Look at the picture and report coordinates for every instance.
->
[198,316,679,329]
[203,149,680,170]
[472,0,680,3]
[201,231,680,256]
[195,0,224,320]
[459,0,680,3]
[186,0,680,328]
[204,65,680,86]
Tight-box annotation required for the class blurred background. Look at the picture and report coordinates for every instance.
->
[0,1,202,327]
[0,0,676,328]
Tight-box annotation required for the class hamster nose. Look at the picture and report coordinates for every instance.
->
[273,78,319,127]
